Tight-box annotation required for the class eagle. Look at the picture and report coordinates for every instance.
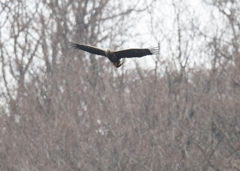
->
[70,42,159,68]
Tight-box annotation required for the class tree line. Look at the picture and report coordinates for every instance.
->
[0,0,240,170]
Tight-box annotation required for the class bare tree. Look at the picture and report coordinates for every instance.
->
[1,0,240,170]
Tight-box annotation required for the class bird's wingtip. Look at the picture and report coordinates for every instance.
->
[149,46,160,55]
[69,42,78,49]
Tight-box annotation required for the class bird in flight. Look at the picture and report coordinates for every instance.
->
[70,42,159,68]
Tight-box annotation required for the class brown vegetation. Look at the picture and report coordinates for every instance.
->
[0,0,240,170]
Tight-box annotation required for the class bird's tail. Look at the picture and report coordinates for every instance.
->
[112,60,124,68]
[149,46,160,55]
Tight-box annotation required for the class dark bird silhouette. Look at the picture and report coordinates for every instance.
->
[70,42,159,68]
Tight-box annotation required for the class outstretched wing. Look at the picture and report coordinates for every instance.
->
[70,42,106,56]
[113,47,159,58]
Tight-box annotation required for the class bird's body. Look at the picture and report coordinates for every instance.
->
[104,49,123,67]
[70,42,159,68]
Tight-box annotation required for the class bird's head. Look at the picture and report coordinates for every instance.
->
[105,49,112,57]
